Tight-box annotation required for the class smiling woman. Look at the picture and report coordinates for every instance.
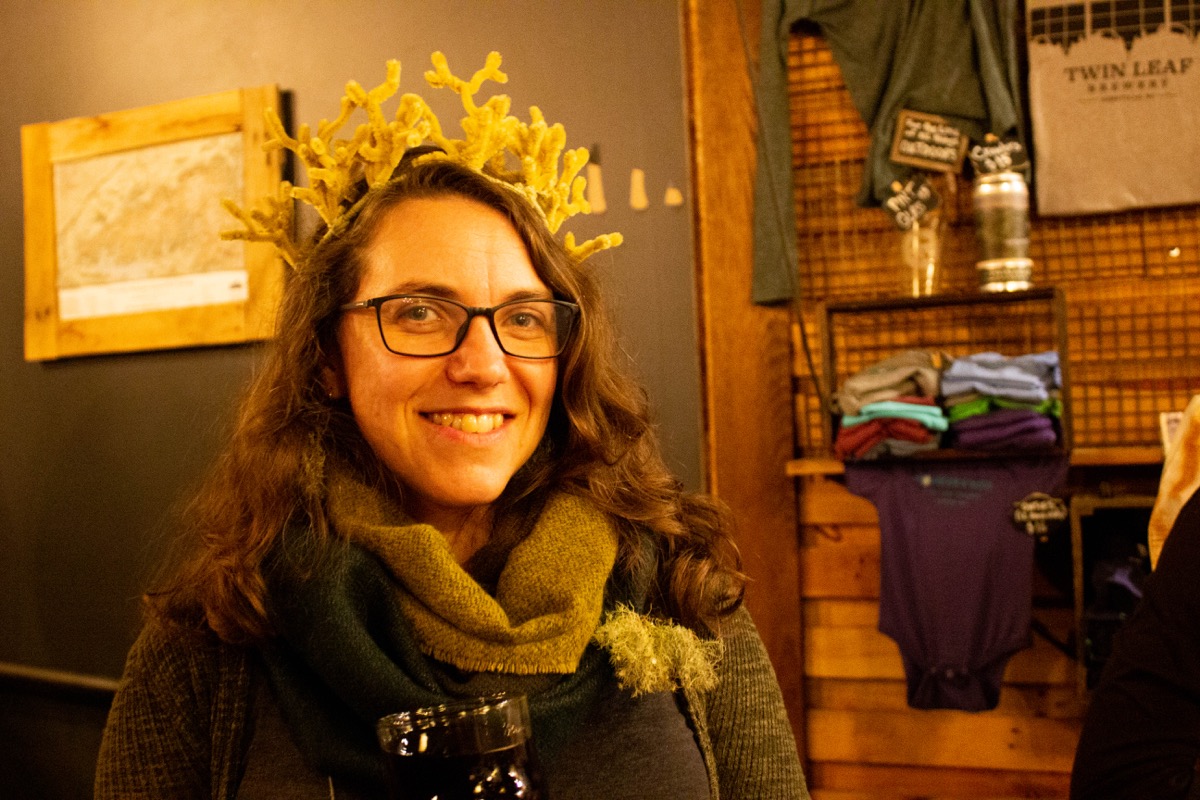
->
[93,53,809,800]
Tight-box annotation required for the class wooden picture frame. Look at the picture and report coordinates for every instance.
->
[21,86,283,360]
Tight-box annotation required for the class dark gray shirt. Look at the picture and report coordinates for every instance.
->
[238,671,710,799]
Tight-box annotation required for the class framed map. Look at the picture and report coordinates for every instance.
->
[21,86,283,360]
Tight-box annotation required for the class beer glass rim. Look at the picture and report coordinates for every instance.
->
[378,693,524,726]
[376,692,532,757]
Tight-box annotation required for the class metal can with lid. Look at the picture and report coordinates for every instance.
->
[973,171,1031,291]
[976,257,1033,292]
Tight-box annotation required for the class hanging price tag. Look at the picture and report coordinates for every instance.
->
[889,109,969,173]
[1012,492,1068,538]
[969,135,1030,175]
[884,175,941,231]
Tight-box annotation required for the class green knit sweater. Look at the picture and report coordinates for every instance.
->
[94,605,809,799]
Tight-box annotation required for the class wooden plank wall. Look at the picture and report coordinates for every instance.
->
[797,475,1084,798]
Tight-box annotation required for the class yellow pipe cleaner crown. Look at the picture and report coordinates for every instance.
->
[221,51,622,269]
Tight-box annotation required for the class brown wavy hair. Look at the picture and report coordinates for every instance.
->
[151,159,744,641]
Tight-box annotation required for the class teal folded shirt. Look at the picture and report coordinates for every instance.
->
[841,401,949,432]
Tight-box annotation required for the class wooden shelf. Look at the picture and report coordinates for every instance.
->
[786,457,846,477]
[1069,446,1164,466]
[787,446,1164,477]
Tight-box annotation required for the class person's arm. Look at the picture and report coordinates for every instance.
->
[703,605,811,799]
[1070,489,1200,799]
[94,621,250,799]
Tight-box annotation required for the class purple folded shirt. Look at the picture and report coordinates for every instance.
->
[951,409,1057,449]
[963,426,1059,450]
[951,408,1047,433]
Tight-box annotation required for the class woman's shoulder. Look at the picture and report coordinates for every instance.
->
[693,604,811,798]
[704,605,794,730]
[122,613,253,693]
[98,614,259,797]
[712,606,766,673]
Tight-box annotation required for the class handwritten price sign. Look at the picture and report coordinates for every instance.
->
[889,109,968,173]
[969,136,1029,175]
[885,176,941,231]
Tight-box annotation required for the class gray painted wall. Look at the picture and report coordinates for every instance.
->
[0,2,699,794]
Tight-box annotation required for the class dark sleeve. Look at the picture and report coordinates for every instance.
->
[94,621,251,799]
[1070,489,1200,799]
[752,0,805,304]
[705,606,811,799]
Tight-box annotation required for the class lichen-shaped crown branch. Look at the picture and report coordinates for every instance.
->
[222,51,622,269]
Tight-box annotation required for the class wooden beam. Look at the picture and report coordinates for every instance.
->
[683,0,806,753]
[804,626,1077,684]
[805,676,1086,719]
[807,761,1071,799]
[807,708,1079,773]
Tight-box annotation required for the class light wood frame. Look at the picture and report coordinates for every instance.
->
[21,86,283,360]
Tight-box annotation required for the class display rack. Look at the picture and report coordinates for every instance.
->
[819,287,1071,459]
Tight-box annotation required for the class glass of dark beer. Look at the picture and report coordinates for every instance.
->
[376,693,545,800]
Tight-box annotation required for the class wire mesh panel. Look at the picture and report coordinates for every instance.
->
[1067,278,1200,447]
[786,30,1200,458]
[825,294,1061,380]
[788,35,981,303]
[816,290,1067,453]
[788,34,896,302]
[1143,209,1200,278]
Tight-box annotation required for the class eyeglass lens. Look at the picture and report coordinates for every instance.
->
[376,296,574,358]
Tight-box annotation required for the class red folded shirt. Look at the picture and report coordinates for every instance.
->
[835,417,936,459]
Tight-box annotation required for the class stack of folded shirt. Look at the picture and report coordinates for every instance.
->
[835,398,950,460]
[941,351,1062,450]
[833,350,950,460]
[832,349,946,417]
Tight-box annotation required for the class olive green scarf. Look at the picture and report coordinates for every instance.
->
[258,469,627,788]
[326,469,619,674]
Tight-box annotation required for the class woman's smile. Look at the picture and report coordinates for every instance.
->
[424,411,507,433]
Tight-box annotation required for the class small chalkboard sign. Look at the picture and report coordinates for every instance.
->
[884,175,940,231]
[1012,491,1068,539]
[968,134,1030,175]
[889,109,969,173]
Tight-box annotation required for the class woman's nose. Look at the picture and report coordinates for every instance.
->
[445,316,508,385]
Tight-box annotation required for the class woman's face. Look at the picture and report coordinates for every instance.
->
[331,195,558,527]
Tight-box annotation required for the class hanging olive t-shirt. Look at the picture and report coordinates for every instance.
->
[752,0,1024,303]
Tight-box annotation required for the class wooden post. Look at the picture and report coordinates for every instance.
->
[682,0,806,755]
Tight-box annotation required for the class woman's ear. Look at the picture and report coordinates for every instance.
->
[321,348,348,400]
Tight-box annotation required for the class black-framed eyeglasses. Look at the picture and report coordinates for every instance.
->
[339,294,580,359]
